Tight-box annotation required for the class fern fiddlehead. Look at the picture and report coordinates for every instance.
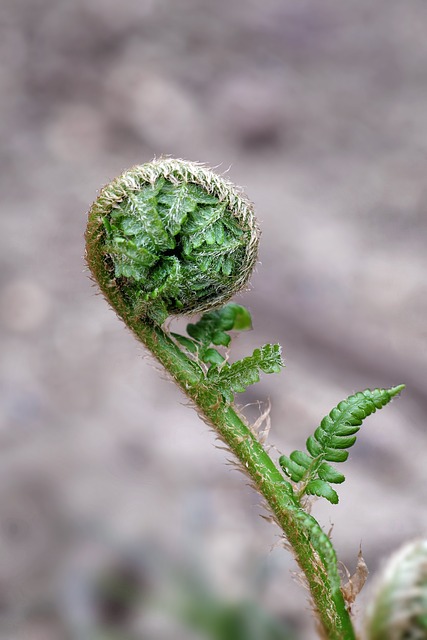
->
[87,158,259,324]
[86,158,403,640]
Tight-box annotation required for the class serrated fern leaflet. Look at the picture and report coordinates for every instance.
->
[207,343,284,403]
[171,303,284,403]
[279,386,405,504]
[171,302,252,364]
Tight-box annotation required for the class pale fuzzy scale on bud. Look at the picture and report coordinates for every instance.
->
[366,539,427,640]
[86,158,260,324]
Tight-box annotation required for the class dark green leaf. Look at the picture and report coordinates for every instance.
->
[306,435,323,457]
[329,434,357,449]
[317,463,345,484]
[171,333,198,353]
[212,331,231,347]
[202,348,225,365]
[279,455,305,482]
[323,448,349,463]
[305,480,339,504]
[290,450,312,469]
[226,303,252,331]
[186,304,251,348]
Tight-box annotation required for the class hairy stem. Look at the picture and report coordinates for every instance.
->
[122,312,356,639]
[85,159,356,639]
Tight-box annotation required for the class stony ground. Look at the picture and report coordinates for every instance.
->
[1,1,427,638]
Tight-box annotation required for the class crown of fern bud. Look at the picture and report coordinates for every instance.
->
[85,158,260,324]
[365,539,427,640]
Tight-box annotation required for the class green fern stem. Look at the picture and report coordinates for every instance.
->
[142,326,356,639]
[85,298,355,640]
[86,159,356,640]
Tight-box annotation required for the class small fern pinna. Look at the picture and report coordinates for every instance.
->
[86,158,405,640]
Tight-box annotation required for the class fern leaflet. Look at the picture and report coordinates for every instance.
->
[171,303,284,403]
[171,302,252,365]
[279,386,405,504]
[207,343,284,403]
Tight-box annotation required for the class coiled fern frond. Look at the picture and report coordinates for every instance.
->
[86,158,259,325]
[279,386,405,504]
[85,157,406,640]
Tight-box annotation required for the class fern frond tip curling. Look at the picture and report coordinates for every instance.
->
[86,158,260,324]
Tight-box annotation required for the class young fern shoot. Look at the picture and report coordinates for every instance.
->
[279,386,405,505]
[85,158,404,640]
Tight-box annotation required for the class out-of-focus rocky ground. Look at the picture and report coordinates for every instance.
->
[1,0,427,638]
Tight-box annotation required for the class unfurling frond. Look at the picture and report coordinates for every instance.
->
[279,386,405,504]
[172,304,283,403]
[86,158,259,325]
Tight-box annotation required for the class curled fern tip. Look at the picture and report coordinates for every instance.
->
[86,158,260,324]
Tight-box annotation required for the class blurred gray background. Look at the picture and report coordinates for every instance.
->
[1,0,426,638]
